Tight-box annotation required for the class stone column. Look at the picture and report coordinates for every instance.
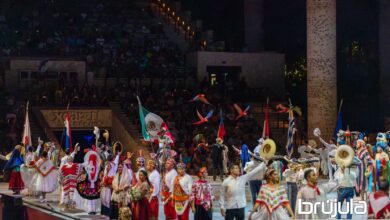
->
[307,0,337,139]
[244,0,264,51]
[379,0,390,130]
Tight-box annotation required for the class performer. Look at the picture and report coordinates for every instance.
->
[315,129,337,179]
[76,150,102,215]
[250,169,295,220]
[296,168,339,219]
[59,154,82,208]
[190,167,214,220]
[101,153,120,217]
[134,153,146,184]
[244,153,263,205]
[131,170,151,220]
[282,164,302,211]
[375,146,389,190]
[368,179,390,219]
[355,139,374,199]
[147,159,160,220]
[172,161,193,220]
[219,162,266,220]
[334,164,358,219]
[162,158,178,220]
[110,163,131,220]
[60,147,77,168]
[123,151,134,183]
[33,151,59,202]
[222,141,229,175]
[21,146,37,197]
[4,145,25,194]
[211,137,225,181]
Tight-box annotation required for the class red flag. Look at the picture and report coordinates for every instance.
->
[217,110,225,139]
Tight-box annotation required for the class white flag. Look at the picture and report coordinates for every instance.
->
[22,103,32,146]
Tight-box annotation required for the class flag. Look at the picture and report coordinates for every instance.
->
[137,96,169,142]
[22,103,32,146]
[285,110,296,157]
[263,99,270,138]
[64,112,73,151]
[217,110,225,139]
[333,112,343,139]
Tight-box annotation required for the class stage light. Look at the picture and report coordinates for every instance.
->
[203,41,207,46]
[192,31,195,36]
[163,3,165,7]
[172,11,175,16]
[187,26,190,30]
[182,21,185,25]
[167,7,170,12]
[177,17,180,21]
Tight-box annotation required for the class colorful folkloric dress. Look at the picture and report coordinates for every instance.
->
[190,179,214,220]
[33,158,59,193]
[4,149,24,192]
[162,169,178,220]
[356,148,373,194]
[131,181,150,220]
[21,152,37,194]
[101,155,119,215]
[250,184,290,220]
[172,174,193,220]
[110,165,131,220]
[59,162,82,206]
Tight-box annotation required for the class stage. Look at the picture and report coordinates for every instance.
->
[0,178,368,220]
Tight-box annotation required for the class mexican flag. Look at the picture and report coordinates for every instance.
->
[137,96,165,142]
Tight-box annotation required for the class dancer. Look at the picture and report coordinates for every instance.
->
[190,167,214,220]
[76,150,102,215]
[355,139,374,199]
[134,152,146,184]
[250,169,295,220]
[33,151,59,202]
[368,179,390,219]
[211,137,226,181]
[296,168,338,219]
[110,163,131,220]
[21,146,37,197]
[131,170,151,220]
[4,145,25,195]
[123,151,134,183]
[147,159,160,220]
[162,158,178,220]
[219,162,266,220]
[59,154,82,208]
[172,161,193,220]
[101,152,120,217]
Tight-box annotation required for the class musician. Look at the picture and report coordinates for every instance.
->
[244,152,263,205]
[283,164,303,211]
[334,164,357,219]
[298,140,317,159]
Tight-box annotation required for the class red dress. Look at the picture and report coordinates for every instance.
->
[132,182,150,220]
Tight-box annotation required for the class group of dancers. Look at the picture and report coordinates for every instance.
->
[4,126,390,219]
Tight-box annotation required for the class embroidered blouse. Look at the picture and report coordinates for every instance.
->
[190,179,214,210]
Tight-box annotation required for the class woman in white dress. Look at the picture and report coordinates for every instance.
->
[249,168,295,220]
[33,151,59,202]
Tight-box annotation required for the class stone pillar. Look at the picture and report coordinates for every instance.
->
[244,0,264,51]
[307,0,337,139]
[379,0,390,130]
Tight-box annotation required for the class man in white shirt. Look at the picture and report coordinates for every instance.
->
[244,154,262,205]
[147,159,160,220]
[298,140,317,159]
[334,165,358,219]
[162,158,178,220]
[317,137,337,180]
[283,165,303,211]
[219,162,266,220]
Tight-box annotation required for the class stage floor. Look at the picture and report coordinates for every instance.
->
[0,178,368,220]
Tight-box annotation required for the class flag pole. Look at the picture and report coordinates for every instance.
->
[338,99,343,114]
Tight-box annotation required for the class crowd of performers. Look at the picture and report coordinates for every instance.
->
[4,127,390,219]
